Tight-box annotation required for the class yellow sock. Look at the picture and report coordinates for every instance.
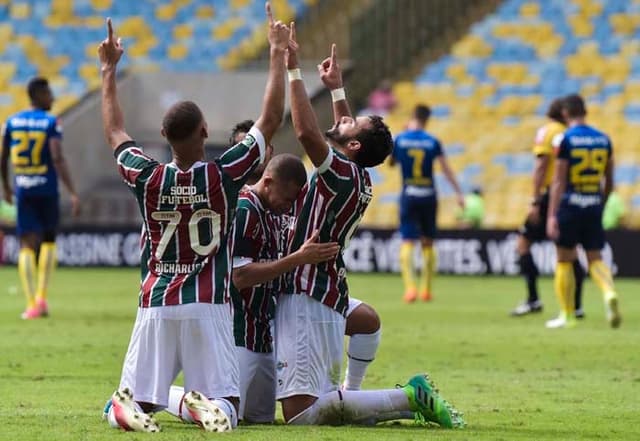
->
[589,260,616,302]
[554,262,575,319]
[399,242,416,293]
[419,246,434,294]
[36,242,57,301]
[18,248,37,309]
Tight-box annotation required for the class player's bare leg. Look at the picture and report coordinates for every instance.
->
[343,302,381,390]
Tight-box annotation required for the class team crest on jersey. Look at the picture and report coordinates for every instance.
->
[241,134,256,147]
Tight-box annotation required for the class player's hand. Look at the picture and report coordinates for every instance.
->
[70,193,80,218]
[286,21,299,70]
[98,18,124,71]
[266,2,290,52]
[317,44,342,90]
[527,204,540,225]
[546,216,559,241]
[297,230,340,264]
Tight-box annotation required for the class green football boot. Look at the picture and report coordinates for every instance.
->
[400,373,465,428]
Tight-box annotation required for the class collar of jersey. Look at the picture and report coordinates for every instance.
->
[167,161,206,172]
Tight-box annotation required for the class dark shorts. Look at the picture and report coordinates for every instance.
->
[520,192,549,242]
[16,194,59,237]
[556,197,604,251]
[399,194,437,240]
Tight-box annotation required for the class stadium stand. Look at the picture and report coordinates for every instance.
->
[370,0,640,229]
[0,0,316,123]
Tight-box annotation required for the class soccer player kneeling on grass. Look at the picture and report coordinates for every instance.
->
[99,6,289,432]
[277,27,464,428]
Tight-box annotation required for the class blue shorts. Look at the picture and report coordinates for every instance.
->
[16,194,59,237]
[556,199,604,251]
[399,194,437,240]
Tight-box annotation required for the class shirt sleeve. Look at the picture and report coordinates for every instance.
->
[232,204,263,263]
[217,125,266,184]
[557,135,571,160]
[48,117,63,140]
[114,140,160,189]
[434,140,443,157]
[533,125,555,156]
[316,147,357,192]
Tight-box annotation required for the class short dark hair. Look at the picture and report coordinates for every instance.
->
[413,104,431,122]
[229,119,254,145]
[563,93,587,118]
[266,153,307,187]
[162,101,204,143]
[546,97,565,123]
[354,115,394,168]
[27,77,49,102]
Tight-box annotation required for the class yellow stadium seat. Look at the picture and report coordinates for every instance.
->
[196,5,215,19]
[157,3,178,21]
[10,3,31,19]
[520,2,540,17]
[90,0,112,10]
[231,0,252,9]
[173,24,193,40]
[168,44,189,60]
[213,17,245,41]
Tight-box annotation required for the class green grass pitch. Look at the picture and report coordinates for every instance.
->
[0,267,638,440]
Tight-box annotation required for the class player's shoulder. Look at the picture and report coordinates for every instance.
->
[237,189,263,213]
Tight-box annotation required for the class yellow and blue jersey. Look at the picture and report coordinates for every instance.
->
[558,124,611,197]
[392,129,442,197]
[2,109,62,197]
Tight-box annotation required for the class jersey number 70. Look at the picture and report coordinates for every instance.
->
[151,209,221,260]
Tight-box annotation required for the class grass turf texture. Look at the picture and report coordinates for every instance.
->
[0,267,638,440]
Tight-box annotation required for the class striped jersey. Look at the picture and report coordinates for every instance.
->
[285,148,372,316]
[533,120,565,188]
[2,109,62,197]
[114,126,265,308]
[231,188,282,353]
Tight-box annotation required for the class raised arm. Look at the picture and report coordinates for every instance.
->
[50,138,79,216]
[253,3,289,145]
[437,155,465,208]
[287,23,330,167]
[99,18,132,150]
[318,44,351,122]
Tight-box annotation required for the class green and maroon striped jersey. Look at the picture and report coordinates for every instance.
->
[231,188,282,353]
[284,148,372,316]
[114,127,265,307]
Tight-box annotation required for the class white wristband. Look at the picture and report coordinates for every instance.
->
[288,68,302,82]
[331,87,346,102]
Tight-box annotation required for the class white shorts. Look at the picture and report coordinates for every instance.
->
[346,297,363,317]
[275,294,345,400]
[119,303,239,408]
[236,346,276,423]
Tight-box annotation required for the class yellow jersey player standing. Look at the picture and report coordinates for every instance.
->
[510,97,585,318]
[546,94,621,329]
[1,77,79,320]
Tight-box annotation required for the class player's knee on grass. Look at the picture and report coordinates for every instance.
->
[346,303,380,336]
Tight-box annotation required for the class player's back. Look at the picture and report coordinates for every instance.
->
[559,124,611,197]
[533,120,565,189]
[3,109,60,197]
[393,129,442,193]
[286,148,371,315]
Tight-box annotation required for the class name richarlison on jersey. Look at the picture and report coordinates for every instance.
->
[160,185,208,205]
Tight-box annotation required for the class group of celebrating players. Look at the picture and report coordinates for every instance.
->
[0,1,622,434]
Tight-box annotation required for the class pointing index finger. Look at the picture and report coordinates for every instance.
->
[107,17,113,42]
[330,43,337,66]
[266,2,274,25]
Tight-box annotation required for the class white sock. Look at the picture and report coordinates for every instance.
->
[289,389,411,425]
[344,329,381,390]
[211,398,239,428]
[166,385,193,422]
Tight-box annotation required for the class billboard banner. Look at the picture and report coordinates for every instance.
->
[1,228,638,276]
